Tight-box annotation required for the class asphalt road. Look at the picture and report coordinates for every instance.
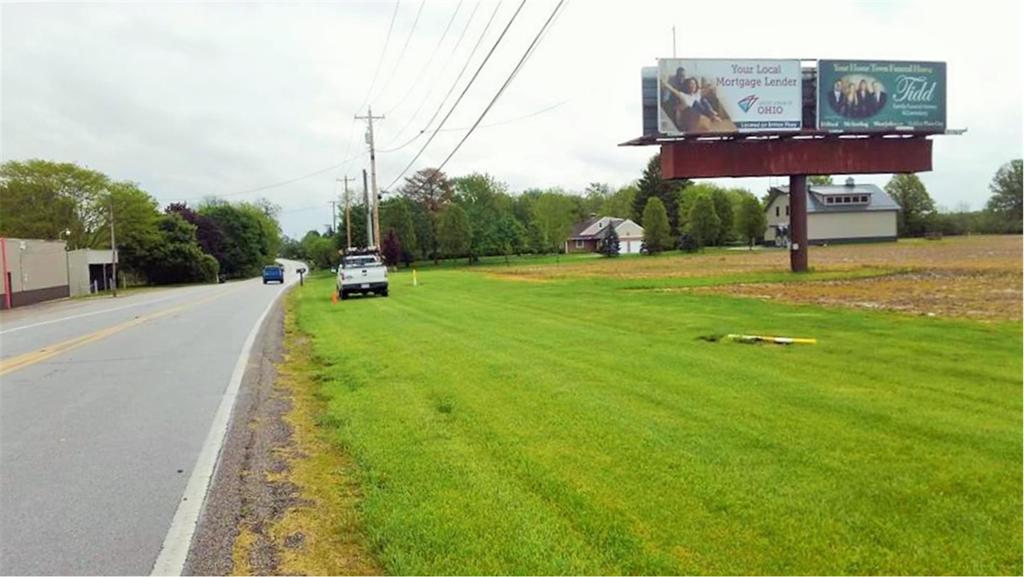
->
[0,260,306,575]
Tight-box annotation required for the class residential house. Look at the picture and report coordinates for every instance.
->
[565,216,645,254]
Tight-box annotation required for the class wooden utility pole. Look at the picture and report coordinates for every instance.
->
[362,169,373,247]
[108,197,118,296]
[328,200,338,235]
[355,107,384,248]
[337,175,355,250]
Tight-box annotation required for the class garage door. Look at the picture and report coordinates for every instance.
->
[621,239,641,254]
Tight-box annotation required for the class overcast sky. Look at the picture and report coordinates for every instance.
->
[2,1,1021,238]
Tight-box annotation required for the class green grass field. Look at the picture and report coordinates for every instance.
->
[289,264,1022,575]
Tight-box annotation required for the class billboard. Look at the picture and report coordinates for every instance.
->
[656,58,802,135]
[817,60,946,132]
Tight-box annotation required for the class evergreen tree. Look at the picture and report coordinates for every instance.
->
[633,154,688,234]
[600,221,620,257]
[641,197,671,254]
[686,193,720,249]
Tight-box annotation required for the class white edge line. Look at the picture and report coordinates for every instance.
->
[149,264,302,576]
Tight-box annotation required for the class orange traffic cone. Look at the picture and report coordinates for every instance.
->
[331,291,338,304]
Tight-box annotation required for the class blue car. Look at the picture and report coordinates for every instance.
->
[262,265,284,284]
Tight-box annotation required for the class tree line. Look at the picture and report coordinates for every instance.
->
[286,154,771,268]
[883,159,1022,237]
[0,159,283,285]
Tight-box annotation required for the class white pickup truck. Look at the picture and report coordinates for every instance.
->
[337,253,389,299]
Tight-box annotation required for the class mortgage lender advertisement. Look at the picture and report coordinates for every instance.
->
[657,58,802,135]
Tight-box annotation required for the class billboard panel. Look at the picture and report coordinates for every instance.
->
[817,60,946,132]
[657,59,802,135]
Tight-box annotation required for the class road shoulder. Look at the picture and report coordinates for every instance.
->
[184,291,379,575]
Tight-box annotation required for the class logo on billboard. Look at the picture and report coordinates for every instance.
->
[737,94,759,113]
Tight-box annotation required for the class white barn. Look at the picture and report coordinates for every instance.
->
[764,178,900,245]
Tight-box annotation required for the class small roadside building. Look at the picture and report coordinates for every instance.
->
[565,216,645,254]
[1,237,118,309]
[764,178,899,245]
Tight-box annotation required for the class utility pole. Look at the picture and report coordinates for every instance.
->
[328,199,338,235]
[672,25,676,57]
[109,196,118,297]
[355,107,384,248]
[362,169,373,247]
[336,176,355,250]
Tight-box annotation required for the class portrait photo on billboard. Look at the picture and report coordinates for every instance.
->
[657,59,802,136]
[824,75,888,119]
[817,60,946,132]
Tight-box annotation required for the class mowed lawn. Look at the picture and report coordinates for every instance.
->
[289,263,1022,575]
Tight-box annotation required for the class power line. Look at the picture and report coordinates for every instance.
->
[394,0,567,194]
[432,0,567,176]
[381,0,499,150]
[383,0,527,191]
[355,0,401,117]
[373,0,427,106]
[174,150,367,203]
[379,99,567,154]
[438,99,567,131]
[381,0,465,117]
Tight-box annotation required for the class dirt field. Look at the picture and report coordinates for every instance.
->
[490,235,1022,321]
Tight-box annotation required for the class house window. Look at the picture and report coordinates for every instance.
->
[861,195,869,202]
[775,206,780,217]
[785,205,790,216]
[575,239,584,248]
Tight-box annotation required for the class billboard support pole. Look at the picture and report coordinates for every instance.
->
[789,174,808,273]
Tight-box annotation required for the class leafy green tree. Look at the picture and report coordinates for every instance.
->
[200,201,272,278]
[531,192,576,253]
[454,172,514,261]
[641,197,671,254]
[710,188,733,245]
[437,204,471,260]
[300,230,336,269]
[139,213,219,284]
[985,159,1022,229]
[808,175,834,186]
[602,185,636,219]
[686,193,720,249]
[90,181,163,278]
[600,222,620,257]
[493,215,526,264]
[583,182,611,216]
[885,173,936,236]
[0,159,109,249]
[736,195,767,248]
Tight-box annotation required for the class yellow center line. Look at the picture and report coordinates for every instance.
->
[0,283,250,377]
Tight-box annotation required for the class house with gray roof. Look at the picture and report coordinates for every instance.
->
[764,177,899,245]
[565,216,645,254]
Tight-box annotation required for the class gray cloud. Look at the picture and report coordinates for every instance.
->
[2,1,1020,238]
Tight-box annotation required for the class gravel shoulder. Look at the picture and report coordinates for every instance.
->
[184,292,379,576]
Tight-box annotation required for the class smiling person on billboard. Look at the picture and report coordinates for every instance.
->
[660,73,735,133]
